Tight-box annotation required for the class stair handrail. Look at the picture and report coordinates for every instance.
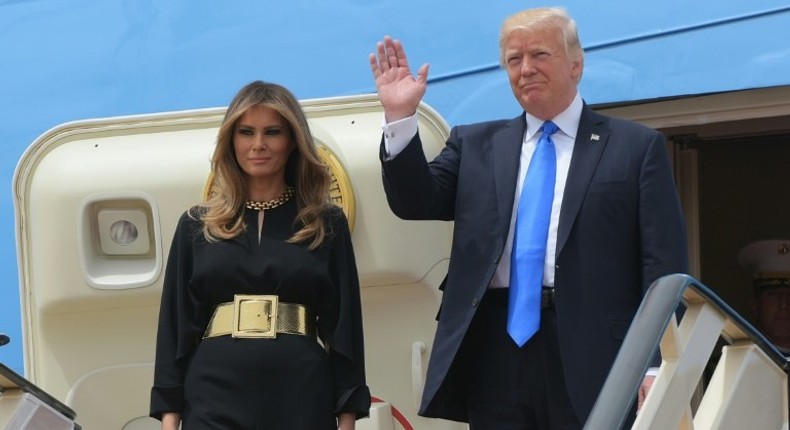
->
[584,273,789,430]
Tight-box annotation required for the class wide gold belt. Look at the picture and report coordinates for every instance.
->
[203,295,315,339]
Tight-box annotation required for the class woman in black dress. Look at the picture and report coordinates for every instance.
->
[150,81,370,429]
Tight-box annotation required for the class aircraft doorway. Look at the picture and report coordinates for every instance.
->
[598,85,790,324]
[677,131,790,319]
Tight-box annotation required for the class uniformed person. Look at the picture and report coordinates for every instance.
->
[738,239,790,354]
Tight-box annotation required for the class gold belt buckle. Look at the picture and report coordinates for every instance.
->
[231,294,278,338]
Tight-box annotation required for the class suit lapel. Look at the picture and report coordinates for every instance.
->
[493,114,527,234]
[556,105,608,255]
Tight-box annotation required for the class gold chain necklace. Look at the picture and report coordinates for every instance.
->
[245,186,295,211]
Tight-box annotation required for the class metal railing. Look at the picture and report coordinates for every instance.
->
[585,273,789,430]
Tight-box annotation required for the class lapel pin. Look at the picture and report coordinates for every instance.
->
[590,133,600,142]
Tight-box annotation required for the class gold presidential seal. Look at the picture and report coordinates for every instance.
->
[317,145,355,231]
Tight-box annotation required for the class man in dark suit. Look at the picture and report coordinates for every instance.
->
[368,7,688,429]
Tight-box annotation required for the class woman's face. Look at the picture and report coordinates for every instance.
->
[233,105,295,186]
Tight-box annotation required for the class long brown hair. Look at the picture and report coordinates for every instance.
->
[198,81,332,249]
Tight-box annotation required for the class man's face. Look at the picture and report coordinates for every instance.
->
[754,287,790,348]
[503,27,582,120]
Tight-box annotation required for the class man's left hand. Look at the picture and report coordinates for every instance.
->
[638,375,655,413]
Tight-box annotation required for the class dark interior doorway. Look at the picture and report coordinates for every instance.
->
[668,126,790,320]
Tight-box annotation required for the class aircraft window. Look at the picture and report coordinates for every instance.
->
[109,220,139,246]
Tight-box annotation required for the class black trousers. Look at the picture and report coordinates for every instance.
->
[455,288,581,430]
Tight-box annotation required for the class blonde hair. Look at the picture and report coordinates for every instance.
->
[197,81,332,250]
[499,7,584,67]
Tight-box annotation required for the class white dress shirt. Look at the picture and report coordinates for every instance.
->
[382,93,583,288]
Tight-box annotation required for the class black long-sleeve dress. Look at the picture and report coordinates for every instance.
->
[150,199,370,429]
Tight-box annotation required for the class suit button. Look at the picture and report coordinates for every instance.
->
[471,298,479,307]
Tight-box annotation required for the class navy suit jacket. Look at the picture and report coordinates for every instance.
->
[380,103,689,423]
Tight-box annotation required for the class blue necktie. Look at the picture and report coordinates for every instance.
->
[508,120,558,346]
